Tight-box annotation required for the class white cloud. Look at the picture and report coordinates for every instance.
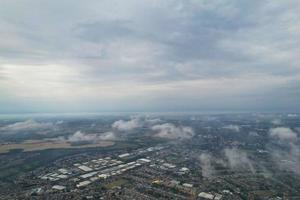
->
[269,127,297,141]
[111,117,162,131]
[271,119,282,125]
[270,143,300,175]
[67,131,116,143]
[268,127,300,175]
[287,114,297,117]
[151,123,194,140]
[224,148,255,173]
[67,131,96,143]
[223,125,240,132]
[0,119,53,132]
[98,132,116,140]
[55,120,64,125]
[248,131,259,137]
[0,64,80,100]
[199,153,214,179]
[144,118,162,125]
[112,118,141,131]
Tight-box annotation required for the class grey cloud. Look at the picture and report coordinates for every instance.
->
[0,0,297,76]
[0,0,300,112]
[74,20,134,43]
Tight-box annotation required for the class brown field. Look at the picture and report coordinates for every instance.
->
[0,139,115,154]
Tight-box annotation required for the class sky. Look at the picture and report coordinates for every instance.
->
[0,0,300,113]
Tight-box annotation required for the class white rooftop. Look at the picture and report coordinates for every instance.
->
[78,165,93,172]
[138,158,151,163]
[58,168,69,174]
[162,163,176,168]
[182,183,193,188]
[118,153,130,158]
[57,174,68,179]
[52,185,66,190]
[198,192,214,199]
[214,193,223,200]
[80,172,97,179]
[180,167,189,171]
[76,180,91,188]
[98,174,109,179]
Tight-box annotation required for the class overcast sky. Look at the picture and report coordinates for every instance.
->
[0,0,300,113]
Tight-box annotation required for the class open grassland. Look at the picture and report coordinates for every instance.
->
[0,139,115,154]
[104,178,130,189]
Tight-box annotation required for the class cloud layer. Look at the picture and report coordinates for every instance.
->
[0,0,300,112]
